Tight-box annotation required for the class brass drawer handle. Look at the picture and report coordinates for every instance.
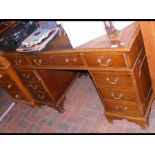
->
[22,73,30,79]
[97,56,112,67]
[34,59,42,66]
[115,105,128,111]
[106,78,119,85]
[29,83,38,90]
[0,74,3,79]
[111,93,124,100]
[73,58,77,62]
[15,94,20,98]
[14,59,22,66]
[37,94,45,100]
[7,84,12,89]
[65,58,70,63]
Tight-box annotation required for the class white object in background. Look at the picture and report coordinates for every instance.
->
[57,21,134,48]
[22,29,53,47]
[0,102,15,122]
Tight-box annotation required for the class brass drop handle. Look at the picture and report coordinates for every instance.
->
[0,74,3,79]
[7,84,12,89]
[73,58,77,62]
[37,94,45,100]
[29,83,38,90]
[14,59,22,65]
[115,105,128,111]
[34,59,42,66]
[97,56,112,67]
[111,93,124,100]
[65,58,70,63]
[22,73,30,79]
[15,94,19,98]
[106,77,119,85]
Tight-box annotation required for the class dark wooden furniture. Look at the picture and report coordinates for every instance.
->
[0,22,153,128]
[0,30,76,113]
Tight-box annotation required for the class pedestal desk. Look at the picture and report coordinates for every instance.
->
[0,22,153,128]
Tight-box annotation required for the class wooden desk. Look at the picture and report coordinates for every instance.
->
[0,22,153,128]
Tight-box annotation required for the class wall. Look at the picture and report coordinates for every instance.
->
[57,21,134,48]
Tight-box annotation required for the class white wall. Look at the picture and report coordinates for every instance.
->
[57,21,134,48]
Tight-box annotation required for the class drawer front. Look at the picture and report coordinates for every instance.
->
[0,71,7,83]
[25,82,46,93]
[99,88,137,102]
[92,71,134,88]
[104,100,143,116]
[1,81,19,92]
[16,70,40,82]
[1,82,27,100]
[29,54,84,66]
[5,56,29,67]
[31,92,52,102]
[0,71,27,101]
[84,54,127,68]
[10,92,27,101]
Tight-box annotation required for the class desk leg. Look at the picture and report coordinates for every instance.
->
[105,115,114,124]
[57,96,66,113]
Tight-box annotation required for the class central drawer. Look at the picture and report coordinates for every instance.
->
[92,71,134,88]
[99,87,137,102]
[28,54,84,67]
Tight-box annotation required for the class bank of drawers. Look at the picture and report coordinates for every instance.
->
[91,44,145,117]
[4,34,142,70]
[0,71,27,101]
[92,70,142,116]
[5,51,140,70]
[5,54,84,68]
[16,70,53,103]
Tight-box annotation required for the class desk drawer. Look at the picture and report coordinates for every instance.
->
[16,70,40,82]
[104,100,143,116]
[99,87,137,102]
[29,54,84,67]
[25,82,46,93]
[0,70,27,101]
[31,92,52,102]
[92,71,134,88]
[0,71,7,83]
[1,81,27,100]
[10,92,27,101]
[84,54,127,68]
[5,56,30,67]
